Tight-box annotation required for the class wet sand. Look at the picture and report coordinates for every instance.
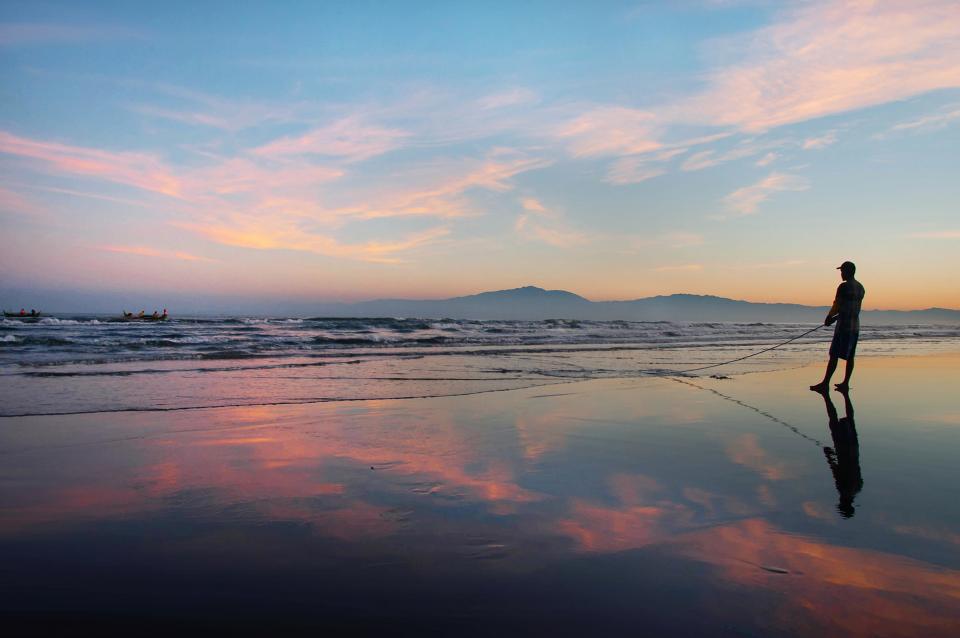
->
[2,352,959,635]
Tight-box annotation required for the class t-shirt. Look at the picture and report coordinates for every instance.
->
[834,279,866,333]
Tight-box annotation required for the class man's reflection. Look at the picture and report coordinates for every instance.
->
[816,389,863,518]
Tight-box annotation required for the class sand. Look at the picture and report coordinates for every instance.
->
[2,352,959,635]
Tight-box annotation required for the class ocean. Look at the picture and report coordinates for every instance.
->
[2,315,957,417]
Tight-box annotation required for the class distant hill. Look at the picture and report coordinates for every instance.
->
[5,284,958,323]
[309,285,960,324]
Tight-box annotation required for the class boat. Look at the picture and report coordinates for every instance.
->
[3,310,41,320]
[119,312,169,322]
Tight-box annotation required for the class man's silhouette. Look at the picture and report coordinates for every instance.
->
[811,261,865,392]
[815,388,863,518]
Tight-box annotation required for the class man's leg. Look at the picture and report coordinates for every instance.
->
[811,356,838,391]
[835,355,854,391]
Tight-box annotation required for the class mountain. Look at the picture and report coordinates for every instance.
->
[308,286,960,324]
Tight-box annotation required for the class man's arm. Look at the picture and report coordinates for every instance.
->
[824,283,844,326]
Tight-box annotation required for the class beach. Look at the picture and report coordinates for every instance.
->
[2,346,959,635]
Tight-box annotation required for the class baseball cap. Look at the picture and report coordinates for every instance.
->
[837,261,856,272]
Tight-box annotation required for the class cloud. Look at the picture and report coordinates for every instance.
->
[515,196,589,247]
[180,221,450,264]
[100,245,215,262]
[721,172,809,217]
[252,116,410,162]
[605,157,666,185]
[755,152,778,167]
[881,104,960,136]
[676,1,960,131]
[555,106,661,157]
[520,197,549,214]
[802,131,838,150]
[0,131,181,196]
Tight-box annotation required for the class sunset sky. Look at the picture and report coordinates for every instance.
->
[2,1,959,310]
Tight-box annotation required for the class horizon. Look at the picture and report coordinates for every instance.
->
[3,2,960,311]
[4,282,958,316]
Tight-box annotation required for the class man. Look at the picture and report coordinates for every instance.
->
[811,261,865,392]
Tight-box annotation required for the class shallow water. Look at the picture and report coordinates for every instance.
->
[1,352,958,634]
[2,315,957,416]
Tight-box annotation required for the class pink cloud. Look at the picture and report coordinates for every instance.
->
[252,116,410,162]
[0,131,181,196]
[801,131,838,150]
[677,1,960,131]
[514,214,589,248]
[179,220,450,263]
[721,172,809,217]
[556,106,662,157]
[100,245,215,262]
[605,157,666,185]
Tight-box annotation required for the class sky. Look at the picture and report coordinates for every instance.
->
[1,0,959,311]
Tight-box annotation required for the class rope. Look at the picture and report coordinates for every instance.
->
[644,324,825,377]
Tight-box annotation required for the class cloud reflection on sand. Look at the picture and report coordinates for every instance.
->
[2,356,960,633]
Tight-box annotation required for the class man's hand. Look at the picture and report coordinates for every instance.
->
[824,315,836,327]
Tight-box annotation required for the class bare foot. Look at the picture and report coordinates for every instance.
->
[834,383,850,392]
[810,382,829,392]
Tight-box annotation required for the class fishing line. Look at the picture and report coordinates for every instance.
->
[643,324,825,377]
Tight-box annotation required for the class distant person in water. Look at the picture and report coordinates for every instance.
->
[811,261,865,392]
[816,388,863,518]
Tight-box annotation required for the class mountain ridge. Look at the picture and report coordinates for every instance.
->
[327,285,960,324]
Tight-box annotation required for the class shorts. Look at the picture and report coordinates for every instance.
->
[829,327,859,361]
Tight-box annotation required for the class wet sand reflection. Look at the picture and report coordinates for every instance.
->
[1,355,959,633]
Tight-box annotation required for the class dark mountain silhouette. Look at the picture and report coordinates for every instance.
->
[309,286,960,324]
[6,284,958,323]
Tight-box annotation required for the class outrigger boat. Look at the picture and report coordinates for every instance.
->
[3,310,42,321]
[119,311,169,322]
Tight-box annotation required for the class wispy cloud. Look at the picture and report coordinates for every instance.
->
[880,104,960,137]
[721,172,809,217]
[555,106,661,157]
[179,222,450,263]
[520,197,549,214]
[515,197,589,247]
[252,116,410,162]
[801,131,838,150]
[755,152,778,167]
[0,131,181,196]
[676,1,960,131]
[100,245,216,262]
[605,157,666,185]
